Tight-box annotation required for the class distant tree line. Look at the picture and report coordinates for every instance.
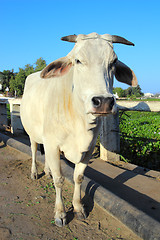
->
[113,85,144,98]
[0,58,144,98]
[0,58,46,97]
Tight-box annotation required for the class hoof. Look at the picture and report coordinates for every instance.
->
[55,217,66,227]
[44,169,52,179]
[75,208,87,220]
[45,173,52,179]
[31,172,38,180]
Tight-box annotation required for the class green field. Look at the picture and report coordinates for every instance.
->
[119,98,160,102]
[119,111,160,171]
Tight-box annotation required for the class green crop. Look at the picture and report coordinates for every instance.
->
[119,111,160,170]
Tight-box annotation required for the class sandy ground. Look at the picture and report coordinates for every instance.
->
[0,141,141,240]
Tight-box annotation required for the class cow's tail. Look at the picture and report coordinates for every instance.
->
[40,144,45,155]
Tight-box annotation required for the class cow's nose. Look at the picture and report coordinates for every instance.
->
[92,97,102,108]
[108,97,115,110]
[92,96,115,109]
[92,96,115,113]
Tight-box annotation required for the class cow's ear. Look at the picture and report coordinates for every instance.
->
[41,57,72,78]
[115,60,137,87]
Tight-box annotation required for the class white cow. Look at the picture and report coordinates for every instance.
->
[20,32,137,227]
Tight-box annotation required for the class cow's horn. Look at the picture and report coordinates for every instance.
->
[111,35,134,46]
[61,34,77,43]
[102,34,134,46]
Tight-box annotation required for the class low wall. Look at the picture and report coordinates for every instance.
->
[0,98,23,135]
[0,98,160,161]
[100,100,160,161]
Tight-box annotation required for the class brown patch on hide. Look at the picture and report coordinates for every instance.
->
[62,87,75,121]
[68,94,75,120]
[40,57,72,79]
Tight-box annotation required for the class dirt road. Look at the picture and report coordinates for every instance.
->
[0,141,141,240]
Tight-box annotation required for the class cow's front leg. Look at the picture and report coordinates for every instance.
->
[73,162,88,219]
[54,175,66,227]
[44,160,52,179]
[45,145,66,227]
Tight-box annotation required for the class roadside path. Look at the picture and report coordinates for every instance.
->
[0,141,140,240]
[1,132,160,239]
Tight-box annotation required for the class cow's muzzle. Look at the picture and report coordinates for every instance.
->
[91,96,115,115]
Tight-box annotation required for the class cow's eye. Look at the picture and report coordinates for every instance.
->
[113,58,118,64]
[112,58,118,66]
[75,59,82,64]
[109,58,118,68]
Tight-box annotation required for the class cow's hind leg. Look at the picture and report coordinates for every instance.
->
[30,138,38,180]
[45,145,66,227]
[73,162,88,219]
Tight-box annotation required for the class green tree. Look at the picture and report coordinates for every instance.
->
[25,64,34,77]
[113,87,126,97]
[9,75,16,96]
[113,85,144,98]
[9,58,47,96]
[34,57,46,72]
[134,84,144,97]
[0,72,4,91]
[0,70,14,92]
[126,85,144,98]
[9,68,26,96]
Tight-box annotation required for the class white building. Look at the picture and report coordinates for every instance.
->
[144,93,154,98]
[113,92,119,99]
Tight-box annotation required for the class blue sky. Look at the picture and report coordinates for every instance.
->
[1,0,160,93]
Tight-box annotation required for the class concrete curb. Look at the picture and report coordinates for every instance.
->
[0,132,160,240]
